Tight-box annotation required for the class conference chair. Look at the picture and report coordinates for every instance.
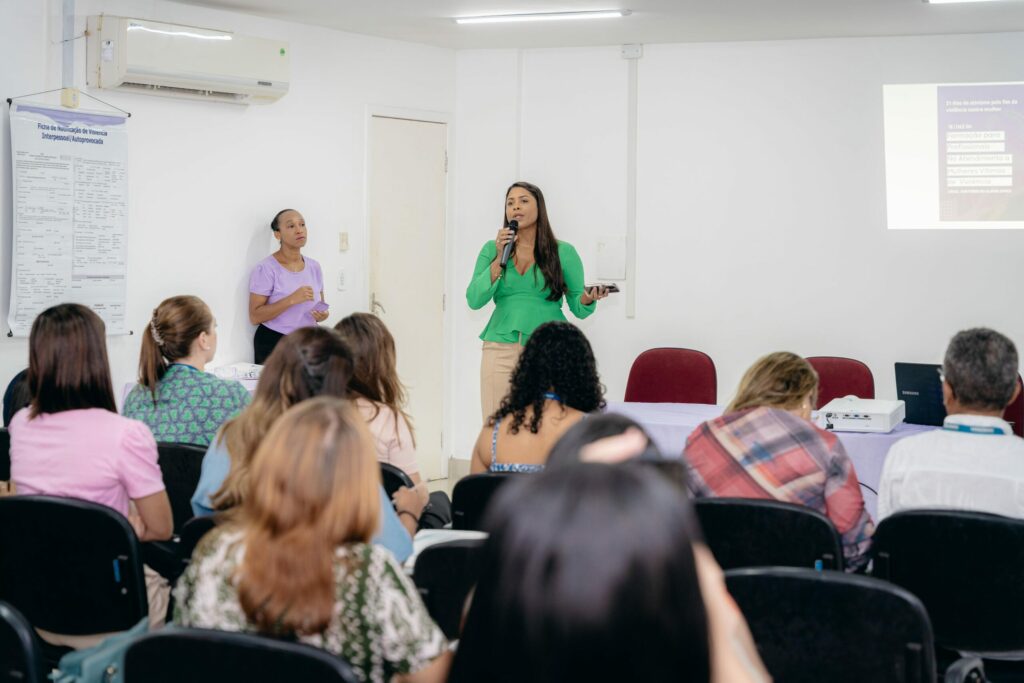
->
[451,472,520,531]
[156,442,207,533]
[0,601,45,683]
[124,629,360,683]
[695,498,844,571]
[1002,374,1024,437]
[806,356,875,408]
[0,496,147,664]
[413,538,485,640]
[871,510,1024,668]
[0,427,9,481]
[724,567,976,683]
[623,347,717,404]
[178,514,218,562]
[380,462,415,499]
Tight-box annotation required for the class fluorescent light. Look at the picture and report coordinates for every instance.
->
[455,9,631,25]
[924,0,1006,4]
[128,24,232,40]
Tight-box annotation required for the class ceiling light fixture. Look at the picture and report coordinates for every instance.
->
[455,9,632,25]
[923,0,1006,4]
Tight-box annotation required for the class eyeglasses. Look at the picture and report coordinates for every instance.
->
[936,367,947,384]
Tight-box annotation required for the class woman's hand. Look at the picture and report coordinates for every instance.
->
[580,286,609,306]
[494,226,516,259]
[310,309,329,323]
[287,286,315,306]
[393,483,430,515]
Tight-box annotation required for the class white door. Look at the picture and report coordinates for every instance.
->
[368,115,447,481]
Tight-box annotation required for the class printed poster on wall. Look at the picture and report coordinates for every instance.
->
[7,102,129,336]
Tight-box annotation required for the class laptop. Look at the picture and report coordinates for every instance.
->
[894,362,947,427]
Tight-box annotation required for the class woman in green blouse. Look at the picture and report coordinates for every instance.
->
[466,182,608,421]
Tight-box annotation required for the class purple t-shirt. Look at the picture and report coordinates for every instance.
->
[249,254,325,334]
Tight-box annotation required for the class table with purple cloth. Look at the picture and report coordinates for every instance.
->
[604,401,937,520]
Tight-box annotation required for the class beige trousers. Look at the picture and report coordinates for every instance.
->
[480,340,524,422]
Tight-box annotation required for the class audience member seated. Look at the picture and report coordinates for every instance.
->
[335,312,437,527]
[2,369,30,427]
[190,327,418,560]
[470,321,605,473]
[547,412,654,465]
[879,327,1024,520]
[175,397,450,683]
[448,463,769,683]
[684,351,874,571]
[8,303,174,639]
[123,296,250,446]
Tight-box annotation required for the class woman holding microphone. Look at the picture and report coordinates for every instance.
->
[467,182,609,421]
[248,208,329,364]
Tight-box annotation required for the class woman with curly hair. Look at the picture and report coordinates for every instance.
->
[466,182,610,421]
[470,321,605,473]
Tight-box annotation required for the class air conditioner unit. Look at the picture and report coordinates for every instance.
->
[86,16,289,105]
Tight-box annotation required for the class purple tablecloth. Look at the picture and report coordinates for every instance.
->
[605,401,937,520]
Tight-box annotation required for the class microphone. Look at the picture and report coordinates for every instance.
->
[499,220,519,269]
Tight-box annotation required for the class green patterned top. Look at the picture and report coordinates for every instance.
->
[174,527,447,683]
[122,364,250,446]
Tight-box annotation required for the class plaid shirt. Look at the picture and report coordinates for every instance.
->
[684,406,874,571]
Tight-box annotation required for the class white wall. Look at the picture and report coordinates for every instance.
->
[452,33,1024,460]
[0,0,455,402]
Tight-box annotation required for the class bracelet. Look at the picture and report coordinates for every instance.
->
[398,510,420,524]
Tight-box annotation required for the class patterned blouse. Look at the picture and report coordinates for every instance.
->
[123,364,250,446]
[174,528,447,683]
[684,406,875,571]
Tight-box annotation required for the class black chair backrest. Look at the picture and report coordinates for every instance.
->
[0,496,147,635]
[413,539,484,640]
[451,473,518,531]
[178,515,218,561]
[156,442,207,533]
[0,427,9,480]
[695,497,844,570]
[124,629,360,683]
[871,509,1024,653]
[380,462,414,500]
[0,601,44,683]
[726,567,936,683]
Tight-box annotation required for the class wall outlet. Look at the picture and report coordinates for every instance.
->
[337,269,346,291]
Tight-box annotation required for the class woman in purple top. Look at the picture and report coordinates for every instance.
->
[248,209,329,363]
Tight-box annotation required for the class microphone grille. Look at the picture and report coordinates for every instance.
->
[509,219,519,229]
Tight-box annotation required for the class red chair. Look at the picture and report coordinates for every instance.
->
[1003,375,1024,437]
[624,348,717,404]
[806,357,875,409]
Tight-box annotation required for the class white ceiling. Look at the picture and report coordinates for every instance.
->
[176,0,1024,49]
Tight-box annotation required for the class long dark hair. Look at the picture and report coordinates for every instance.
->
[492,322,605,434]
[449,463,711,683]
[27,303,116,418]
[504,182,566,302]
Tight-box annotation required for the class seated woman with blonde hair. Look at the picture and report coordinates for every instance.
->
[683,351,874,571]
[190,326,416,561]
[176,397,450,683]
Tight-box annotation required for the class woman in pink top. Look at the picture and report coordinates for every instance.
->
[335,313,445,528]
[248,209,329,364]
[9,303,172,540]
[9,304,173,643]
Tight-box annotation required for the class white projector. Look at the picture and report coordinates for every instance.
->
[814,396,906,434]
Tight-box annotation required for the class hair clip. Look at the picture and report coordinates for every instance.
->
[149,319,165,347]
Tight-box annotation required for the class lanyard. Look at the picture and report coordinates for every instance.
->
[544,391,563,403]
[943,422,1008,436]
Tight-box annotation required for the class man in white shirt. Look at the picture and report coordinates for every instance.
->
[879,328,1024,520]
